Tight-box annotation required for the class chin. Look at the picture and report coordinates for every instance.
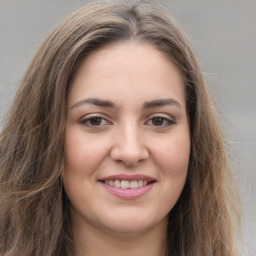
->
[103,221,153,236]
[98,210,167,236]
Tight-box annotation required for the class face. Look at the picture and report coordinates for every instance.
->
[63,42,190,237]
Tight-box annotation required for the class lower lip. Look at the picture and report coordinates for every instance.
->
[100,182,155,199]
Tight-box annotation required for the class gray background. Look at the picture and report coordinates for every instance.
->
[0,0,255,254]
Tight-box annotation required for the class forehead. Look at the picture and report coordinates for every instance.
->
[76,42,183,79]
[68,42,186,108]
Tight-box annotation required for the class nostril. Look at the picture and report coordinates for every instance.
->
[110,147,149,167]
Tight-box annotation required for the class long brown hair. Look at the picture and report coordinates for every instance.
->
[0,1,241,255]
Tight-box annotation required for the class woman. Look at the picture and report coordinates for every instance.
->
[0,0,241,255]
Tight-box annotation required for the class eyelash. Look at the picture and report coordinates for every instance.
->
[80,116,111,127]
[80,115,175,128]
[145,116,176,127]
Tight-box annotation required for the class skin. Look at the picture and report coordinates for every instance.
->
[63,42,191,256]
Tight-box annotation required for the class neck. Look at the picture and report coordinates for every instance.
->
[72,217,168,256]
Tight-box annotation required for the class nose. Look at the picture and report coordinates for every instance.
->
[110,124,149,167]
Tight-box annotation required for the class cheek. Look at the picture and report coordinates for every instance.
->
[156,133,190,206]
[154,132,190,177]
[64,130,109,177]
[62,132,107,207]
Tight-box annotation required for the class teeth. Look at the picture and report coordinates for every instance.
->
[121,180,130,189]
[137,180,143,187]
[104,179,148,189]
[129,180,138,189]
[114,180,121,188]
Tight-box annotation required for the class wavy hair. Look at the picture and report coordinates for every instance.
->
[0,0,241,255]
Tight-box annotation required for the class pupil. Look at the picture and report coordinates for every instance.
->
[90,117,102,126]
[152,117,164,126]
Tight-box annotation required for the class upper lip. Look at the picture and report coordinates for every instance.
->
[99,174,156,182]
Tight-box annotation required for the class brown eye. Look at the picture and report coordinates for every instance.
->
[89,117,102,126]
[80,116,111,128]
[152,117,164,126]
[145,116,175,128]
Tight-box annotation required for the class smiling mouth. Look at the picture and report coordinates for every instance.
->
[99,175,156,199]
[102,179,153,189]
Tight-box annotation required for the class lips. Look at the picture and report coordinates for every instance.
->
[99,174,156,199]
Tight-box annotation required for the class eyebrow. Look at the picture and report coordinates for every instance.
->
[70,98,116,109]
[70,97,182,110]
[142,98,182,109]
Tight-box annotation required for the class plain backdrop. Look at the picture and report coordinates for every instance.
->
[0,0,255,254]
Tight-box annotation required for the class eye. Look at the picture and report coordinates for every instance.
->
[146,116,175,127]
[152,117,165,126]
[80,116,111,127]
